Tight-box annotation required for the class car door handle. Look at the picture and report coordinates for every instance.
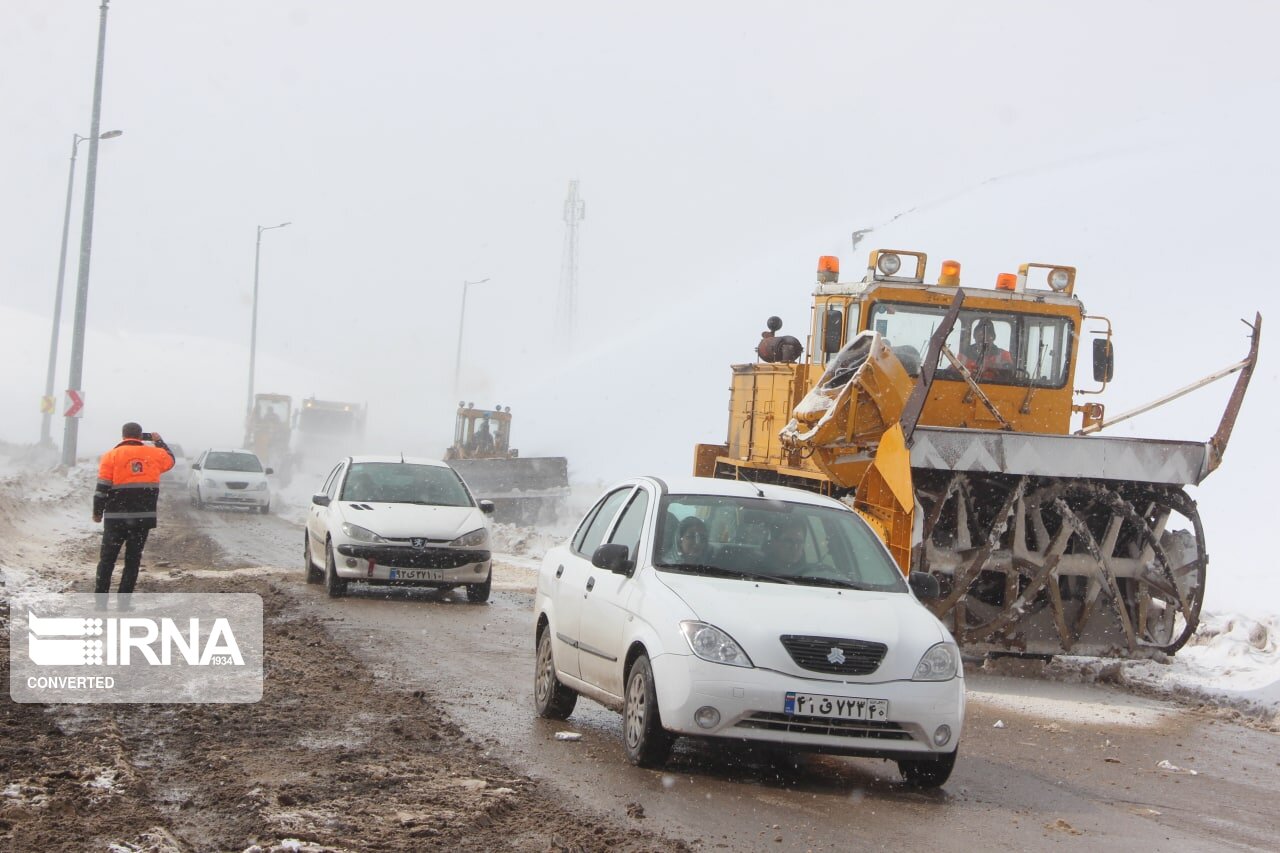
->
[585,577,595,592]
[556,564,565,578]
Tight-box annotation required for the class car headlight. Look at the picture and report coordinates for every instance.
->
[450,527,489,548]
[913,642,960,681]
[202,478,217,488]
[251,482,268,491]
[679,621,753,668]
[341,522,388,544]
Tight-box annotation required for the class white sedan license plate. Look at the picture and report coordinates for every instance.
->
[389,569,445,581]
[784,692,888,721]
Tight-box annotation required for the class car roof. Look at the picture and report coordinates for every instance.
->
[202,448,261,456]
[346,455,452,468]
[633,475,850,510]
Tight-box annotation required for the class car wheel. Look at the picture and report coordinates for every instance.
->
[465,571,491,603]
[195,488,205,510]
[304,533,322,584]
[897,749,957,789]
[533,624,577,720]
[325,543,348,598]
[623,653,674,767]
[258,502,270,515]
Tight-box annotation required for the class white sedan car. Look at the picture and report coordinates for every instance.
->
[188,448,273,513]
[533,476,964,787]
[305,456,494,601]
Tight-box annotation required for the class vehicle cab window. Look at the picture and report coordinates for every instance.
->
[572,487,632,557]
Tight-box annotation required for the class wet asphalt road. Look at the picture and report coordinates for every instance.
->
[186,505,1280,852]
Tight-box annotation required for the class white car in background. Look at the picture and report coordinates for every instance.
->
[160,443,189,487]
[305,456,495,601]
[188,448,273,514]
[533,476,964,787]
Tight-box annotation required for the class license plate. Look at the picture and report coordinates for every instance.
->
[389,569,445,581]
[784,692,888,721]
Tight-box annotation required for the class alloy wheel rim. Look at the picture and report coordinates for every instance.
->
[625,671,644,747]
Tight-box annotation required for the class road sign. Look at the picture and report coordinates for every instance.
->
[40,395,55,415]
[64,390,84,418]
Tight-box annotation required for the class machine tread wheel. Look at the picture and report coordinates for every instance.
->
[623,654,674,767]
[533,626,577,719]
[898,749,957,789]
[325,543,348,598]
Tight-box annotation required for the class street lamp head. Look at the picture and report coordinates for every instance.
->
[98,129,123,139]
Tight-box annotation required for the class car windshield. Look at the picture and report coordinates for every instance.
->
[653,494,907,593]
[204,452,263,473]
[341,462,473,507]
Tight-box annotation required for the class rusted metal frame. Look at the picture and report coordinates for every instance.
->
[901,289,966,444]
[933,476,1027,617]
[1077,314,1260,438]
[1207,312,1262,472]
[1054,496,1136,651]
[971,523,1071,644]
[940,346,1014,430]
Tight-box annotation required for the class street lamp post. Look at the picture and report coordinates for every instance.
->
[246,222,291,418]
[41,129,122,448]
[61,0,114,467]
[453,278,490,398]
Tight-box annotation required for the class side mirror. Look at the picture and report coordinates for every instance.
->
[478,499,495,515]
[823,307,844,356]
[908,571,941,600]
[1092,338,1115,383]
[591,543,633,574]
[312,494,331,507]
[191,462,201,470]
[264,467,274,475]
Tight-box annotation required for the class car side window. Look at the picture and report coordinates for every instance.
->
[319,464,341,497]
[326,464,346,500]
[607,489,650,561]
[573,488,632,558]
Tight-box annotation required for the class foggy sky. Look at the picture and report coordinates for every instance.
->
[4,2,1279,612]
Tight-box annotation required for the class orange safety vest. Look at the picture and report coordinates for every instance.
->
[95,439,175,525]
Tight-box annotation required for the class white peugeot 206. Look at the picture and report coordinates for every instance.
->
[533,476,964,787]
[305,456,495,601]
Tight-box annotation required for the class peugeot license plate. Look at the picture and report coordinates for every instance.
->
[389,569,445,581]
[784,692,888,721]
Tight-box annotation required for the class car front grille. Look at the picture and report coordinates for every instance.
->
[735,712,911,741]
[226,482,249,490]
[779,635,887,676]
[336,544,490,569]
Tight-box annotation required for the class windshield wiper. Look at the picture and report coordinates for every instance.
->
[789,576,875,590]
[657,563,796,584]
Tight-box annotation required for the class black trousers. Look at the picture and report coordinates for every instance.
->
[95,520,151,593]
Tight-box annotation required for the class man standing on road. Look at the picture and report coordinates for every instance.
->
[92,422,174,593]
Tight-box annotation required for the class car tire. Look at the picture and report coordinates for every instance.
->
[325,543,348,598]
[258,502,270,515]
[465,572,492,603]
[623,653,674,767]
[304,533,322,584]
[897,749,957,789]
[533,624,577,720]
[195,489,205,510]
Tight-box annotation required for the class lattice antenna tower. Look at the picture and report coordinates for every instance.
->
[555,180,586,348]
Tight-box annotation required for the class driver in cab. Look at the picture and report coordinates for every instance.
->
[961,318,1013,380]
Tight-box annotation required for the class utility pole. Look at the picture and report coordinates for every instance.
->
[41,130,121,449]
[555,180,586,349]
[246,222,291,418]
[61,0,113,467]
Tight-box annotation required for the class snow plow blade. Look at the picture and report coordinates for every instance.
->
[448,457,570,524]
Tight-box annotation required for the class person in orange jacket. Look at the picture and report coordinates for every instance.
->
[93,422,175,593]
[961,318,1014,380]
